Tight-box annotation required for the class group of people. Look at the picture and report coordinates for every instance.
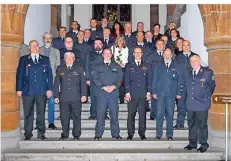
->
[17,17,216,153]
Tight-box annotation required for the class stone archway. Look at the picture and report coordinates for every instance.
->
[199,4,231,151]
[1,4,29,151]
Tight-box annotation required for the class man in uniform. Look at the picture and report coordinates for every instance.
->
[147,39,165,121]
[125,47,152,140]
[16,40,53,140]
[92,48,123,140]
[66,21,80,43]
[102,27,114,49]
[85,38,104,120]
[89,18,103,41]
[52,26,67,50]
[152,48,182,140]
[174,40,196,129]
[40,32,60,129]
[184,54,215,153]
[54,52,87,140]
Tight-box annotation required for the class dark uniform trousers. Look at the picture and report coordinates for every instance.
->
[152,60,182,138]
[92,62,123,137]
[54,64,87,138]
[16,54,53,138]
[22,95,47,138]
[127,97,147,136]
[125,62,151,137]
[60,101,82,137]
[187,110,208,147]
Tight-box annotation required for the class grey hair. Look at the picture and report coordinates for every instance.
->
[64,52,75,60]
[114,35,126,48]
[145,30,153,35]
[42,32,53,39]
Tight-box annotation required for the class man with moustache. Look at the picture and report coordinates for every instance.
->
[40,32,60,129]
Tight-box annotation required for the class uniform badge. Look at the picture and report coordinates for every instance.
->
[141,66,147,70]
[212,75,215,80]
[200,78,205,88]
[60,72,64,76]
[130,68,135,71]
[171,68,177,71]
[112,68,117,72]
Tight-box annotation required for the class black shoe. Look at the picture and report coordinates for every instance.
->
[59,136,68,140]
[37,135,48,140]
[155,137,161,140]
[113,136,122,140]
[167,137,173,141]
[140,135,147,140]
[48,123,57,129]
[105,115,110,120]
[184,144,197,150]
[34,127,37,130]
[197,144,209,153]
[24,136,32,141]
[88,116,96,120]
[150,117,155,120]
[74,137,79,140]
[173,124,184,129]
[146,107,150,112]
[127,135,133,140]
[94,136,102,140]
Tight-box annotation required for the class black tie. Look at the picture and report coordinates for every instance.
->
[68,66,71,72]
[137,62,140,66]
[34,56,38,64]
[106,63,109,67]
[105,39,108,44]
[166,63,169,69]
[62,37,65,42]
[193,71,196,80]
[126,35,129,38]
[186,54,188,59]
[159,52,162,56]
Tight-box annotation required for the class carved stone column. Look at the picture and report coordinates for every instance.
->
[1,4,28,151]
[199,4,231,154]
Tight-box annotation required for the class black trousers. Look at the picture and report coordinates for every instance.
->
[60,100,82,138]
[127,97,146,136]
[119,68,125,103]
[22,95,47,138]
[187,110,208,147]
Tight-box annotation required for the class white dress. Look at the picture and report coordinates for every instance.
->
[111,46,129,68]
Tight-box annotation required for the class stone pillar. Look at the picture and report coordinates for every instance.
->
[1,4,28,151]
[50,4,58,37]
[199,4,231,155]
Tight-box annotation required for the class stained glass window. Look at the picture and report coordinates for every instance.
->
[93,4,104,21]
[93,5,131,22]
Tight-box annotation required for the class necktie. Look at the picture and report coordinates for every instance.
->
[193,71,196,80]
[68,66,71,72]
[159,52,162,56]
[62,37,65,42]
[34,56,38,64]
[186,54,188,59]
[137,62,140,66]
[106,63,109,67]
[166,63,169,69]
[126,35,129,38]
[105,39,108,44]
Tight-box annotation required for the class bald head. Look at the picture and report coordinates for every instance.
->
[183,40,191,53]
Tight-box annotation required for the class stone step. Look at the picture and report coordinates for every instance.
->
[4,148,223,161]
[35,103,178,112]
[21,111,184,120]
[19,138,190,150]
[21,129,188,138]
[20,120,188,129]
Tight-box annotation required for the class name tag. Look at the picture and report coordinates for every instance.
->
[112,68,117,72]
[72,71,79,75]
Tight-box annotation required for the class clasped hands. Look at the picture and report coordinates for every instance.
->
[103,85,116,93]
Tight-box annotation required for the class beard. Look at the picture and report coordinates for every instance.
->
[44,42,51,48]
[95,46,102,51]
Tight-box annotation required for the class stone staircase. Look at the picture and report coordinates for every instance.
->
[3,103,224,161]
